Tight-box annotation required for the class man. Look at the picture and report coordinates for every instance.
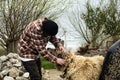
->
[18,18,66,80]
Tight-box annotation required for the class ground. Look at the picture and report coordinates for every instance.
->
[43,69,65,80]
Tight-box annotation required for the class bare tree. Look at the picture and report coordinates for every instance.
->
[0,0,68,53]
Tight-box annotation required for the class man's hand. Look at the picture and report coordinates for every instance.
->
[56,58,65,65]
[59,46,66,53]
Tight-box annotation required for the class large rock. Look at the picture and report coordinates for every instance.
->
[0,55,8,62]
[99,40,120,80]
[9,67,20,78]
[3,76,14,80]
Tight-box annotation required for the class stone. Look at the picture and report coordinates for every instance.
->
[0,55,8,62]
[23,72,29,78]
[9,67,20,78]
[7,53,14,58]
[1,69,9,76]
[16,77,29,80]
[3,76,14,80]
[9,58,18,64]
[6,61,12,68]
[14,62,21,67]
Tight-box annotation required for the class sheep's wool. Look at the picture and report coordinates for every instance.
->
[63,53,104,80]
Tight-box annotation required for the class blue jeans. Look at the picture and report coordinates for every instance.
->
[22,58,42,80]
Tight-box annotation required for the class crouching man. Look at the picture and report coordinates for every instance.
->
[18,18,66,80]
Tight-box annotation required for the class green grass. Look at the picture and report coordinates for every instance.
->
[41,57,56,69]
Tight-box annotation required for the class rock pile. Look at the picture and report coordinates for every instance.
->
[0,53,29,80]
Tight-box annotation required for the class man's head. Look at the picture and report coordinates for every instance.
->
[42,19,58,36]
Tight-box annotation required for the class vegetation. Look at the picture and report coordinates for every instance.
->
[0,0,120,54]
[0,0,68,54]
[68,0,120,48]
[41,58,56,69]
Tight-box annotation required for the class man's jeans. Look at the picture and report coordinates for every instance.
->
[22,58,42,80]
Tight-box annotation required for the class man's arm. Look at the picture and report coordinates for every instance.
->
[35,44,65,65]
[36,44,57,63]
[49,36,66,52]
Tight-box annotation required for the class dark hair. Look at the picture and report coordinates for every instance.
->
[42,20,58,36]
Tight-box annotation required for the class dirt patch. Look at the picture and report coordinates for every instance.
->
[43,69,65,80]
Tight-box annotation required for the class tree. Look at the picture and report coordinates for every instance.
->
[103,0,120,42]
[0,0,68,53]
[68,0,106,48]
[81,1,108,47]
[68,0,120,48]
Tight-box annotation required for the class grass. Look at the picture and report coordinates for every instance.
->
[41,57,56,69]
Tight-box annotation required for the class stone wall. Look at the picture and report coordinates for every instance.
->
[0,53,29,80]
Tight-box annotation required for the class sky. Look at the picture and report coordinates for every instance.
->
[46,0,87,51]
[57,0,88,50]
[47,0,108,52]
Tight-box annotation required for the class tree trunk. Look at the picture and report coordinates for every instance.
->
[6,41,18,54]
[90,40,98,48]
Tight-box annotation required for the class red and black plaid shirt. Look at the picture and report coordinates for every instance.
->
[18,18,63,63]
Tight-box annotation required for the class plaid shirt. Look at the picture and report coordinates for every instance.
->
[18,18,63,63]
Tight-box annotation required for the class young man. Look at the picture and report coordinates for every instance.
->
[18,18,66,80]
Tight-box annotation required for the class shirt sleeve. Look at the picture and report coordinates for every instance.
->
[36,45,57,63]
[49,36,64,50]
